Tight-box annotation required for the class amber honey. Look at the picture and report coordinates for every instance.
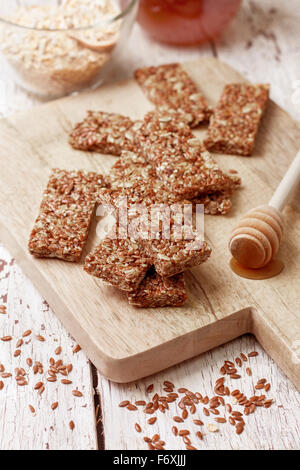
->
[230,258,284,280]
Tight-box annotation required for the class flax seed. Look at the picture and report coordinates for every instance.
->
[0,365,4,373]
[182,409,188,419]
[246,367,252,376]
[148,417,157,425]
[37,335,45,342]
[55,346,62,355]
[226,404,232,413]
[173,416,184,423]
[29,405,35,414]
[1,336,12,342]
[203,407,210,416]
[230,374,241,379]
[193,419,204,426]
[236,423,244,435]
[183,436,191,445]
[16,339,23,348]
[229,417,236,426]
[196,431,203,440]
[178,388,188,393]
[61,379,72,385]
[26,358,33,367]
[255,384,265,390]
[34,381,43,390]
[172,426,178,436]
[240,353,248,362]
[69,420,75,431]
[135,400,146,406]
[73,344,81,353]
[146,384,154,393]
[23,330,32,337]
[179,430,190,436]
[152,434,159,442]
[127,404,138,411]
[72,390,83,397]
[248,351,259,357]
[235,357,242,367]
[51,402,58,411]
[0,381,4,390]
[1,373,12,378]
[186,445,197,450]
[135,423,142,433]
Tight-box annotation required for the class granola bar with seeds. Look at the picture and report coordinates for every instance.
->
[204,83,269,156]
[127,270,187,308]
[192,190,233,216]
[28,169,107,262]
[134,63,212,127]
[84,237,152,292]
[69,111,141,155]
[142,228,211,277]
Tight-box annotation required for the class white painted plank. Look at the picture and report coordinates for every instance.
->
[0,245,97,450]
[97,335,300,450]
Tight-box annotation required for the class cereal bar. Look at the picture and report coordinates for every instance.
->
[28,169,107,262]
[192,191,233,216]
[142,229,212,278]
[134,63,212,127]
[127,270,187,308]
[69,111,140,155]
[84,237,152,291]
[204,83,269,156]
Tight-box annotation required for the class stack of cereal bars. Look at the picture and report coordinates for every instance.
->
[29,63,269,307]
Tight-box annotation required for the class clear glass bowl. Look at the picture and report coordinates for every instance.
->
[0,0,138,99]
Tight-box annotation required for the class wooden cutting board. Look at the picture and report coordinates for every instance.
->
[0,57,300,388]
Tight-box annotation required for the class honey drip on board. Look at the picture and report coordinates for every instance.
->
[230,258,284,280]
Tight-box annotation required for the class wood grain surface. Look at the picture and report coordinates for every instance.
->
[0,57,300,388]
[0,0,300,450]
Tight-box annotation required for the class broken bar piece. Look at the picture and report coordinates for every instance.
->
[84,237,152,291]
[127,270,187,308]
[142,228,212,278]
[134,63,212,127]
[69,111,140,155]
[28,169,107,262]
[204,83,269,156]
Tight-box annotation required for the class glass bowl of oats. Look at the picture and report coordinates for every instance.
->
[0,0,138,99]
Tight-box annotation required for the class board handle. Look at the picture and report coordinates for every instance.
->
[269,150,300,212]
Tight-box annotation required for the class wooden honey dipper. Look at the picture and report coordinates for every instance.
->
[229,150,300,273]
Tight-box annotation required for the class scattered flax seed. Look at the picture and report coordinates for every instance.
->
[14,350,21,357]
[73,344,81,354]
[0,305,7,314]
[135,400,146,406]
[178,430,190,436]
[0,381,4,390]
[67,364,73,373]
[1,336,12,342]
[16,339,23,348]
[182,409,188,419]
[236,423,244,435]
[240,353,248,362]
[148,417,157,425]
[248,351,259,357]
[69,421,75,431]
[203,407,210,416]
[135,423,142,433]
[235,357,242,367]
[215,417,226,423]
[193,419,204,426]
[207,423,219,433]
[29,405,35,414]
[173,416,184,423]
[72,390,83,397]
[22,330,32,337]
[0,364,4,373]
[196,431,203,440]
[246,367,252,376]
[37,335,45,342]
[1,373,12,378]
[186,445,197,450]
[47,376,57,382]
[172,426,178,436]
[51,402,59,411]
[61,379,72,385]
[127,404,138,411]
[34,382,44,390]
[264,383,271,392]
[146,384,154,393]
[55,346,62,355]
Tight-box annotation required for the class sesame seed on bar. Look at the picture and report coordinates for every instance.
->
[127,270,187,308]
[28,169,107,262]
[204,83,269,156]
[134,63,212,127]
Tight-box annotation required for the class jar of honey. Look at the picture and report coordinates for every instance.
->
[137,0,242,46]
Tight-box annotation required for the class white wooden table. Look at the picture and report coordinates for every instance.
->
[0,0,300,450]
